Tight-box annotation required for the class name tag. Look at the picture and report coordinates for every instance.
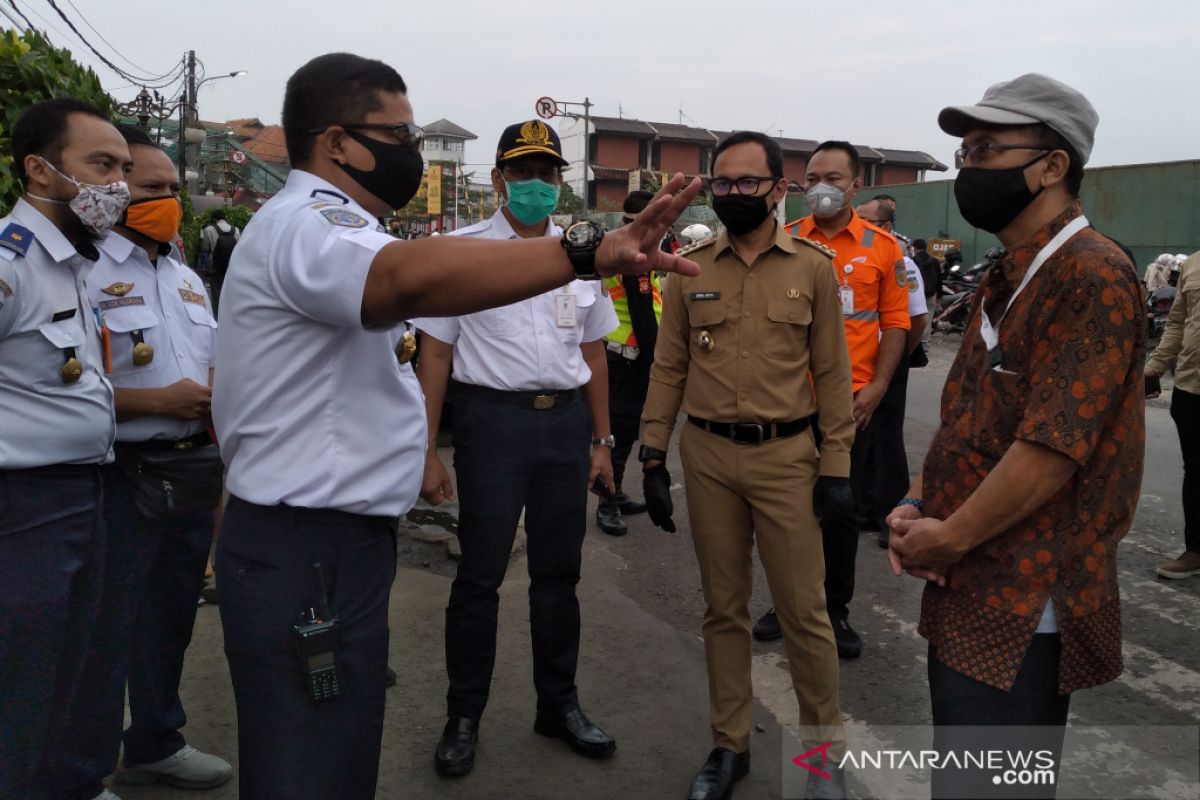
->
[839,285,855,316]
[690,291,721,301]
[98,296,146,311]
[556,293,577,328]
[179,289,206,307]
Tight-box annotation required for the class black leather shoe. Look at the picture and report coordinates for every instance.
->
[752,608,782,642]
[876,530,889,549]
[385,667,397,688]
[832,617,862,659]
[534,707,616,758]
[596,503,627,536]
[434,717,477,777]
[614,492,647,515]
[688,747,749,800]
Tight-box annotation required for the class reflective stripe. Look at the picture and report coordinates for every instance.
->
[861,228,875,248]
[845,310,881,321]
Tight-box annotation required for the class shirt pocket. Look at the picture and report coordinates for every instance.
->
[103,306,163,377]
[687,302,728,357]
[183,301,217,368]
[556,289,596,348]
[764,298,812,360]
[34,319,87,389]
[473,308,522,339]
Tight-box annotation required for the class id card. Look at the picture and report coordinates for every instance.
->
[839,284,855,316]
[556,293,578,328]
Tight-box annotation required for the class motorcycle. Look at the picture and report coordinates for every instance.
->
[932,248,1001,337]
[1147,286,1176,340]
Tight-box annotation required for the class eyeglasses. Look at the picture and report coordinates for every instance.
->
[501,163,562,182]
[954,143,1047,169]
[707,176,780,197]
[309,122,424,151]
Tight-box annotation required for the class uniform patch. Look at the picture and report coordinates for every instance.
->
[894,259,907,288]
[690,291,721,301]
[907,276,919,292]
[0,277,12,297]
[0,223,34,257]
[793,235,836,260]
[99,296,146,310]
[101,282,135,297]
[319,207,368,228]
[179,289,206,306]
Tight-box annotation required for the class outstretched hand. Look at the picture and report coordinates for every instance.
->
[596,173,703,278]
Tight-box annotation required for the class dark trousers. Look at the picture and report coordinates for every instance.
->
[216,497,397,800]
[815,413,873,620]
[606,350,651,494]
[1172,388,1200,553]
[446,390,590,721]
[60,462,215,798]
[929,635,1070,799]
[862,358,912,528]
[0,465,105,800]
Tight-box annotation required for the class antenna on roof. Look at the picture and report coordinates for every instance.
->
[678,100,697,126]
[618,102,624,119]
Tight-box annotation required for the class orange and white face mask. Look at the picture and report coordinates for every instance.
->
[121,196,183,243]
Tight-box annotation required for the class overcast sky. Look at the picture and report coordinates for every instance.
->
[18,0,1198,176]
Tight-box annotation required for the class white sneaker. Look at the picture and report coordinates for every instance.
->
[92,790,123,800]
[116,745,233,789]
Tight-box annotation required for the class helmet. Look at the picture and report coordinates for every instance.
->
[680,224,713,246]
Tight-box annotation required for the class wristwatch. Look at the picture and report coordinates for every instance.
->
[638,445,667,462]
[561,221,605,279]
[591,435,616,448]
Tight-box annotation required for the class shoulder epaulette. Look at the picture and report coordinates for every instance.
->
[793,235,836,260]
[0,223,35,257]
[676,237,715,257]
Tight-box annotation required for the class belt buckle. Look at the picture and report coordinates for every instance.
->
[730,423,763,445]
[533,394,556,410]
[174,439,194,450]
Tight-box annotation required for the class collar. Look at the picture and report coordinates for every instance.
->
[999,200,1084,286]
[99,229,185,272]
[287,170,374,220]
[488,207,561,241]
[713,221,796,259]
[796,209,867,243]
[10,197,89,263]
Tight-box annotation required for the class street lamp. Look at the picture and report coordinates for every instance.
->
[196,69,247,92]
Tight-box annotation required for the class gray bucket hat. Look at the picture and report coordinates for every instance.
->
[938,73,1099,164]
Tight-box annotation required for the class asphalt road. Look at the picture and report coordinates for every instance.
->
[109,339,1197,800]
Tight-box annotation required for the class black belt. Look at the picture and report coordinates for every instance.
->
[115,431,214,452]
[453,382,580,410]
[688,415,810,445]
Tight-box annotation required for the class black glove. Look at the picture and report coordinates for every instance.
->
[642,463,676,533]
[814,476,854,527]
[1145,374,1161,397]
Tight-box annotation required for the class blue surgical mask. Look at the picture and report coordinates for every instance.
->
[505,179,560,226]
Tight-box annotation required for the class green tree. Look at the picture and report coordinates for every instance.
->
[555,181,584,216]
[0,28,114,214]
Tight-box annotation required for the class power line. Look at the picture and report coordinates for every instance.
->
[40,0,182,87]
[62,0,157,76]
[7,0,39,32]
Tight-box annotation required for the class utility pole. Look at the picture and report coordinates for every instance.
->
[178,50,196,184]
[582,97,591,214]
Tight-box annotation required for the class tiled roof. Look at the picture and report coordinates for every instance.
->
[422,118,477,140]
[872,148,950,171]
[591,116,657,136]
[239,124,288,164]
[652,122,718,144]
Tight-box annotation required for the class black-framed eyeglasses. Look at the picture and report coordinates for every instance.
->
[954,143,1046,169]
[308,122,424,150]
[707,176,780,197]
[500,162,562,183]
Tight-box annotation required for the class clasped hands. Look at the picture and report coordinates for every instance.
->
[885,505,969,586]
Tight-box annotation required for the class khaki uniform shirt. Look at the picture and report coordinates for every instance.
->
[642,223,855,477]
[1146,251,1199,395]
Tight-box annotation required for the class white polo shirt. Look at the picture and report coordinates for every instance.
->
[212,170,426,516]
[88,232,216,442]
[905,256,928,317]
[0,199,115,468]
[415,209,617,391]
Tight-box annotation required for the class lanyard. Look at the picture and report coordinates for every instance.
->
[979,215,1089,358]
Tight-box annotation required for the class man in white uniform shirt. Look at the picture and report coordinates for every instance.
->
[66,126,231,799]
[210,54,701,799]
[416,120,619,778]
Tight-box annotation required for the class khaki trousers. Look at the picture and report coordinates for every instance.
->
[679,422,842,753]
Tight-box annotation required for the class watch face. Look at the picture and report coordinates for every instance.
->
[567,221,597,247]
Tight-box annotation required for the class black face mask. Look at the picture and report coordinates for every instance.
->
[712,191,776,236]
[336,130,425,210]
[953,152,1049,233]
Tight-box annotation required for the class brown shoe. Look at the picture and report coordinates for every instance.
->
[1157,551,1200,579]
